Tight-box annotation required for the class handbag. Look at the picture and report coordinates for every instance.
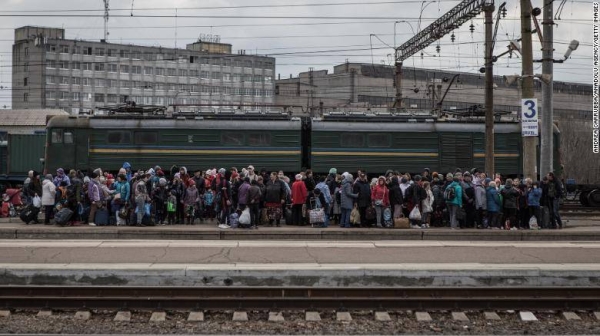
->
[394,215,410,228]
[118,206,129,219]
[409,206,422,221]
[365,206,376,221]
[350,206,361,225]
[309,208,325,225]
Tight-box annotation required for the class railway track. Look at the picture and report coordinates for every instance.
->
[1,286,599,311]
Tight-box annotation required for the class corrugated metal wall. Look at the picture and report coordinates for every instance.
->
[8,134,46,175]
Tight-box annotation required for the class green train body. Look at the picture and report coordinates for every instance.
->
[44,114,560,177]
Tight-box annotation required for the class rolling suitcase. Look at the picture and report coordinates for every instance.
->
[95,208,109,226]
[55,208,73,226]
[20,205,39,224]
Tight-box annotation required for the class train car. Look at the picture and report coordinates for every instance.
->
[45,113,304,173]
[0,134,46,186]
[310,113,561,176]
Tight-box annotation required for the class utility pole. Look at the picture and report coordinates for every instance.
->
[484,3,495,176]
[394,61,403,108]
[520,0,536,179]
[540,0,553,178]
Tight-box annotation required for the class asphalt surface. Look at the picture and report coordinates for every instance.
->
[1,240,599,264]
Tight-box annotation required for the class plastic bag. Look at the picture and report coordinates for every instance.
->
[409,206,422,221]
[529,216,539,230]
[32,195,41,208]
[239,207,251,225]
[135,203,151,216]
[350,207,361,225]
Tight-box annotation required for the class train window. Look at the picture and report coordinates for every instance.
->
[247,133,271,146]
[63,132,74,144]
[340,133,365,147]
[134,132,158,145]
[107,131,132,144]
[367,134,391,148]
[221,132,244,146]
[51,130,63,144]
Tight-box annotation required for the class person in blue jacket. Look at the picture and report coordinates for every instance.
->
[446,173,463,229]
[486,180,502,228]
[527,181,543,228]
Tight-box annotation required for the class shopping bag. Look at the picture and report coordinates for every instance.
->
[239,207,251,225]
[350,207,361,225]
[309,208,325,225]
[529,215,539,230]
[32,195,41,208]
[409,206,422,221]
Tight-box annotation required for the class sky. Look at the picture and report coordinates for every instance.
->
[0,0,592,108]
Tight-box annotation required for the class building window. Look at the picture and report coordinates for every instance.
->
[60,45,69,54]
[211,72,221,80]
[143,52,154,61]
[366,134,391,148]
[155,68,165,76]
[94,63,105,71]
[254,75,262,82]
[94,93,105,102]
[107,131,132,144]
[24,47,29,57]
[243,74,252,82]
[46,60,56,69]
[95,48,105,56]
[120,64,129,73]
[45,91,56,100]
[82,78,91,86]
[108,49,118,57]
[83,47,93,55]
[190,69,199,77]
[212,86,221,94]
[107,94,118,103]
[144,67,154,75]
[121,80,130,88]
[134,131,158,144]
[223,59,232,67]
[221,132,244,146]
[178,69,188,76]
[46,44,57,52]
[247,133,271,146]
[72,92,80,101]
[23,63,28,72]
[340,133,365,147]
[244,60,252,67]
[131,66,142,74]
[167,68,176,76]
[81,62,92,71]
[72,46,81,54]
[108,64,118,72]
[265,89,273,97]
[63,132,74,144]
[23,77,28,86]
[120,50,127,58]
[131,51,142,59]
[59,91,69,100]
[60,76,70,85]
[95,79,106,87]
[58,61,69,69]
[107,79,117,88]
[46,76,56,84]
[233,74,241,82]
[265,76,272,83]
[200,71,209,79]
[23,93,29,102]
[82,93,92,101]
[71,62,81,70]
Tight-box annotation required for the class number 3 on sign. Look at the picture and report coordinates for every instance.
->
[523,99,537,118]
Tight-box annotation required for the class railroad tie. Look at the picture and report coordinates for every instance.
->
[37,310,52,317]
[268,312,285,322]
[562,312,581,321]
[187,311,204,322]
[594,312,600,321]
[150,312,166,322]
[74,311,91,320]
[114,311,131,322]
[374,312,392,321]
[336,312,352,321]
[415,312,432,322]
[305,311,321,321]
[233,311,248,322]
[0,310,10,318]
[484,312,501,320]
[451,312,469,322]
[519,311,538,321]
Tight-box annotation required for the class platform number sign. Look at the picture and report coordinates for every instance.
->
[521,98,539,137]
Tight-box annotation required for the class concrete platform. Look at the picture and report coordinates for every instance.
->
[0,218,598,241]
[1,240,600,287]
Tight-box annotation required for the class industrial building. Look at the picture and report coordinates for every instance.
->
[275,62,592,120]
[12,26,275,114]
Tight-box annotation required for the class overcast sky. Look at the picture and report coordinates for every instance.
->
[0,0,592,108]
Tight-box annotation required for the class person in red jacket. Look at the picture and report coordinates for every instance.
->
[291,174,308,225]
[371,176,390,228]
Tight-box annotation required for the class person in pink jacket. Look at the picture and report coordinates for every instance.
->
[371,176,390,228]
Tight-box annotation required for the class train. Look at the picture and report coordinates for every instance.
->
[43,107,561,178]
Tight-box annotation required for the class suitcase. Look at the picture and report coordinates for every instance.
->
[19,205,39,224]
[284,206,292,225]
[55,208,73,226]
[95,208,110,226]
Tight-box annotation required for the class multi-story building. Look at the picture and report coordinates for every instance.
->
[275,62,592,120]
[12,26,275,114]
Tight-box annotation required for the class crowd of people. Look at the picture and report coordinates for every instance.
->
[20,163,564,230]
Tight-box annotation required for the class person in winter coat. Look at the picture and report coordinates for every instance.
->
[134,181,150,227]
[152,178,169,225]
[291,174,308,225]
[237,178,251,210]
[183,180,200,225]
[246,179,262,229]
[340,173,359,228]
[486,181,502,228]
[42,175,56,225]
[212,168,232,226]
[404,175,427,228]
[315,176,332,227]
[171,175,185,224]
[422,181,434,228]
[112,174,130,226]
[500,179,520,230]
[474,177,488,228]
[446,174,463,229]
[122,162,133,182]
[53,168,71,187]
[304,169,316,192]
[546,172,563,229]
[264,172,286,227]
[87,172,102,226]
[528,181,543,228]
[388,176,404,219]
[353,173,372,227]
[27,171,43,200]
[370,176,390,228]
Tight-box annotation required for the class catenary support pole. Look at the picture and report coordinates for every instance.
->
[484,4,495,176]
[540,0,554,178]
[394,61,403,108]
[521,0,537,179]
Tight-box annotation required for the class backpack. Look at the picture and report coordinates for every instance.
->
[204,191,214,206]
[547,182,556,198]
[228,212,239,228]
[167,197,176,212]
[444,185,456,201]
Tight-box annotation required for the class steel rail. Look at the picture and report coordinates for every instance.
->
[0,286,599,311]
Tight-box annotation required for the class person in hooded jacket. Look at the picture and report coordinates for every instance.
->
[134,182,150,227]
[171,174,185,224]
[264,172,286,227]
[183,180,200,225]
[388,176,404,220]
[447,174,463,229]
[122,162,133,182]
[42,174,56,225]
[422,181,434,228]
[528,181,543,228]
[500,179,520,230]
[404,175,427,227]
[353,173,371,227]
[53,168,71,187]
[371,176,390,228]
[113,174,130,226]
[340,173,359,228]
[486,180,502,228]
[291,174,308,225]
[152,178,169,225]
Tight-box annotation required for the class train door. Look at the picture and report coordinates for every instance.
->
[48,128,76,172]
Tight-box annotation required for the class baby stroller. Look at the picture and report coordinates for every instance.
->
[2,189,25,218]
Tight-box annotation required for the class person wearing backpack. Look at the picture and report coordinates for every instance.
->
[546,172,563,229]
[445,174,463,229]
